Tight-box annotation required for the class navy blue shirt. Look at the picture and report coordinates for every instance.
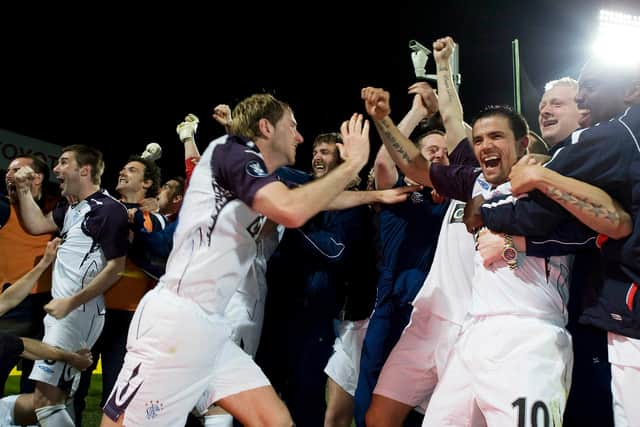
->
[480,105,640,337]
[270,167,376,320]
[481,105,640,282]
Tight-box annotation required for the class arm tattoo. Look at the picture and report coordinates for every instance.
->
[546,186,621,225]
[443,77,455,102]
[377,120,411,162]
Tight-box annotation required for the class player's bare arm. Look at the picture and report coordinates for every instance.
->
[44,256,126,319]
[476,228,526,268]
[376,86,435,190]
[362,87,433,187]
[509,155,631,239]
[20,338,93,371]
[13,166,57,234]
[328,185,420,210]
[253,114,370,228]
[433,36,467,153]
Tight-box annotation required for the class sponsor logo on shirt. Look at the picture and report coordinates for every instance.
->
[246,160,269,177]
[449,202,466,224]
[37,365,55,374]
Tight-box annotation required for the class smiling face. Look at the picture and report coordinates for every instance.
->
[472,115,524,185]
[311,141,340,178]
[538,84,582,146]
[576,60,632,128]
[116,160,148,197]
[418,132,449,166]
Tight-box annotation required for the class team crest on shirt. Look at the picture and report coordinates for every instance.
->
[246,160,269,177]
[145,400,164,420]
[410,191,424,204]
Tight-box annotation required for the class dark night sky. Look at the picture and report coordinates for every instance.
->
[1,0,638,192]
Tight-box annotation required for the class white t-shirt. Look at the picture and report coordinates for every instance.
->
[412,199,476,325]
[52,190,129,313]
[158,135,279,316]
[469,176,572,324]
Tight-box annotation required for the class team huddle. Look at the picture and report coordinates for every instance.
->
[0,35,639,427]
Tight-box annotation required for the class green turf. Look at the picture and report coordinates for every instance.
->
[5,374,103,427]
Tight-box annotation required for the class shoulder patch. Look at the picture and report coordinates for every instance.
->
[246,160,269,177]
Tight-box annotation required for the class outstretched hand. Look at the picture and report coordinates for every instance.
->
[41,238,62,267]
[338,113,370,170]
[377,185,422,204]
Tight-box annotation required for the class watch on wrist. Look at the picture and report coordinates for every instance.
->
[502,234,518,270]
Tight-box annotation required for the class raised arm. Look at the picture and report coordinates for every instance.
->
[13,166,57,234]
[177,113,201,162]
[212,104,233,134]
[253,114,370,228]
[433,36,466,153]
[362,87,434,187]
[509,156,632,239]
[375,86,435,189]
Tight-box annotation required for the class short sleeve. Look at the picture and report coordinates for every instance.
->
[212,141,279,207]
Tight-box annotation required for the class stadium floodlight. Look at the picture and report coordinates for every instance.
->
[592,9,640,66]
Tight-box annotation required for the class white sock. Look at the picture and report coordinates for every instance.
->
[0,395,19,426]
[35,404,74,427]
[204,413,234,427]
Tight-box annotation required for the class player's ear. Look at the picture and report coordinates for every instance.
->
[258,118,274,139]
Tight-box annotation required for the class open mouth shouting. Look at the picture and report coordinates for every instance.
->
[480,152,503,181]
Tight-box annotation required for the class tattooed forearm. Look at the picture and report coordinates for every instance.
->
[443,76,455,102]
[546,186,621,225]
[376,119,411,162]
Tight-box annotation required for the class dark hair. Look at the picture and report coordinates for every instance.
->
[169,176,185,197]
[127,155,162,198]
[312,132,342,150]
[61,145,105,185]
[411,112,446,147]
[471,105,529,141]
